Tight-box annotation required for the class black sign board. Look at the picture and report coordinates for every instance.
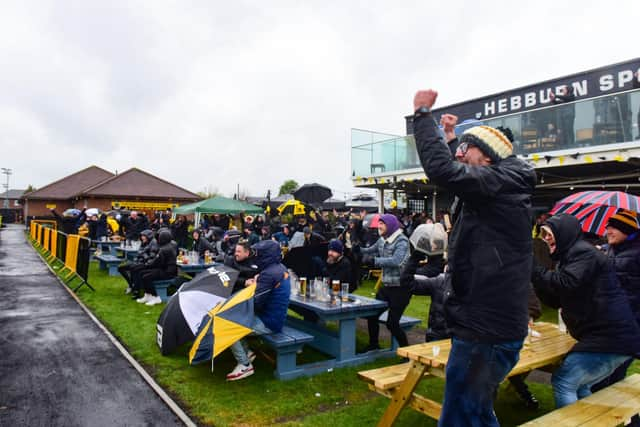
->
[406,58,640,134]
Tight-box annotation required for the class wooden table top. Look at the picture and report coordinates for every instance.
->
[397,322,576,378]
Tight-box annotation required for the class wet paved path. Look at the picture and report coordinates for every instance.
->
[0,225,185,427]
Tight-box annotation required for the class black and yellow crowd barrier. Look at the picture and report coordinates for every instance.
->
[29,222,94,292]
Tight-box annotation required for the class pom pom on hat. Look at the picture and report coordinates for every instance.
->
[460,125,513,162]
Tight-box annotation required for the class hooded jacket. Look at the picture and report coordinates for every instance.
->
[135,229,159,264]
[413,113,536,343]
[532,214,640,356]
[608,234,640,325]
[251,240,291,333]
[191,233,217,257]
[224,253,259,293]
[147,229,177,275]
[324,255,354,291]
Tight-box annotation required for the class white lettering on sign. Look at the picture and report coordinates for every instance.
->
[539,89,552,104]
[498,98,507,113]
[484,101,496,116]
[510,96,521,110]
[618,70,633,88]
[600,74,614,91]
[525,92,536,107]
[572,80,587,96]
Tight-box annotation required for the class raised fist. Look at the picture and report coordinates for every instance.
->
[440,114,458,133]
[414,89,438,111]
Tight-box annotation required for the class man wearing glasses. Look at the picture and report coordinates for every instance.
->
[412,89,537,426]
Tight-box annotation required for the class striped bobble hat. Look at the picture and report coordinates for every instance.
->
[460,125,513,162]
[607,209,639,236]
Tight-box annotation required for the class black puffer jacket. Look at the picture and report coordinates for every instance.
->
[401,252,448,342]
[124,216,146,240]
[192,236,217,257]
[532,214,640,356]
[414,114,536,343]
[608,235,640,325]
[135,230,159,264]
[147,229,178,275]
[224,254,259,293]
[324,255,354,292]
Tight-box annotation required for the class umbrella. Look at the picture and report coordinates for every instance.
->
[156,265,239,355]
[63,208,81,217]
[86,208,100,217]
[188,283,256,370]
[363,213,380,229]
[276,199,314,217]
[293,183,332,205]
[550,190,640,235]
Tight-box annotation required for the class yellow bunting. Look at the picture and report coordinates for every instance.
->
[558,156,565,165]
[367,177,374,183]
[380,178,386,184]
[421,178,428,184]
[585,155,593,163]
[614,155,624,162]
[532,154,540,162]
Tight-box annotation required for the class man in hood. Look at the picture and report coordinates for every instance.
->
[360,213,410,350]
[227,240,290,381]
[532,213,640,408]
[118,229,159,296]
[412,89,536,426]
[136,228,177,306]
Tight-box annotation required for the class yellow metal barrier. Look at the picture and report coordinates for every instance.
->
[43,227,50,252]
[63,234,80,278]
[48,229,58,262]
[36,224,43,247]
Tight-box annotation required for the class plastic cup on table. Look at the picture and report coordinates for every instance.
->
[341,283,349,302]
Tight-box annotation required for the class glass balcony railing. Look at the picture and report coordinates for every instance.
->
[351,90,640,177]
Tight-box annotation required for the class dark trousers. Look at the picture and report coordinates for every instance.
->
[367,286,411,348]
[140,268,175,296]
[439,337,523,427]
[118,263,147,290]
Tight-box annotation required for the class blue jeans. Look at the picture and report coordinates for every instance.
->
[439,337,523,427]
[229,316,272,365]
[552,352,631,408]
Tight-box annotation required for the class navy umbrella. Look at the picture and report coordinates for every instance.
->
[156,265,239,355]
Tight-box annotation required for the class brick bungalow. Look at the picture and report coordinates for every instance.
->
[22,165,200,219]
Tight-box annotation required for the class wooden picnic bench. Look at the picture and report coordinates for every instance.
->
[360,322,577,426]
[521,373,640,426]
[260,325,315,380]
[95,254,123,276]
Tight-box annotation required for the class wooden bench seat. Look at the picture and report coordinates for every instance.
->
[521,373,640,426]
[260,325,314,380]
[358,362,419,391]
[95,254,123,276]
[378,311,422,350]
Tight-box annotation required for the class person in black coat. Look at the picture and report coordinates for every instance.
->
[550,85,576,146]
[591,209,640,394]
[323,239,355,292]
[190,229,217,258]
[223,240,259,293]
[123,211,146,242]
[118,229,159,296]
[96,214,109,241]
[50,208,85,235]
[136,228,177,306]
[170,215,188,249]
[412,89,536,426]
[532,213,640,408]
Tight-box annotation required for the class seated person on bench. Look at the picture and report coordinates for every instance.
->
[323,239,356,292]
[222,239,259,293]
[136,228,178,307]
[227,240,291,381]
[532,214,640,408]
[118,229,158,297]
[191,228,217,258]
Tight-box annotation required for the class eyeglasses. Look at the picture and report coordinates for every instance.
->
[456,142,473,155]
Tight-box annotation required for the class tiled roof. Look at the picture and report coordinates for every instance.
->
[0,189,26,199]
[23,166,115,200]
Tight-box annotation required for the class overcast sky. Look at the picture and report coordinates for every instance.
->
[1,1,637,200]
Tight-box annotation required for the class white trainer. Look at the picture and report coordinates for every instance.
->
[136,293,151,303]
[145,295,163,306]
[125,287,132,294]
[226,363,254,381]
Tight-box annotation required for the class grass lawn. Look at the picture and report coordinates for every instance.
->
[34,243,639,426]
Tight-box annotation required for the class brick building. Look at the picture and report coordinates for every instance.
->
[22,165,200,219]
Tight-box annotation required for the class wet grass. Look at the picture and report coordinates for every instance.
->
[32,241,639,426]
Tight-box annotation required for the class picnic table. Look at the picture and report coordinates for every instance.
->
[360,322,577,426]
[115,246,139,261]
[177,261,219,276]
[286,293,394,372]
[92,240,122,255]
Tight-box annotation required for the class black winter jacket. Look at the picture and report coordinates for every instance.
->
[147,229,178,275]
[532,214,640,356]
[192,236,217,257]
[414,114,536,343]
[608,235,640,325]
[401,252,448,342]
[324,255,354,292]
[135,230,159,265]
[224,254,259,293]
[124,216,146,240]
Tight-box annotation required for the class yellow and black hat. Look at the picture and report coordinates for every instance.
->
[607,209,639,235]
[460,126,513,162]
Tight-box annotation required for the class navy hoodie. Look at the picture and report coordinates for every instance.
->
[252,240,290,333]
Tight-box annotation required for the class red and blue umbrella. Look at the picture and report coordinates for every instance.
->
[550,190,640,236]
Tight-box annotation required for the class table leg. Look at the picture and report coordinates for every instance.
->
[378,362,427,427]
[337,318,356,361]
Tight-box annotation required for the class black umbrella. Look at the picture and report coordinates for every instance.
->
[156,265,239,355]
[293,183,332,205]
